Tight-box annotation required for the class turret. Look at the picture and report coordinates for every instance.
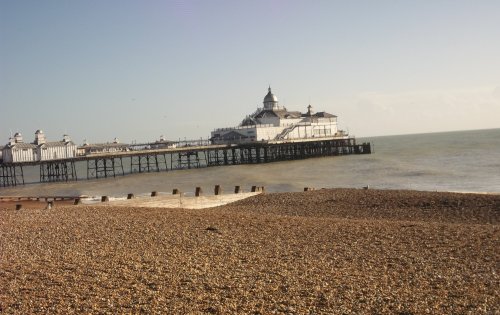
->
[307,104,314,116]
[13,132,23,143]
[34,130,46,145]
[63,134,71,143]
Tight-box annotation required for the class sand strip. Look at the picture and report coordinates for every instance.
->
[89,192,261,209]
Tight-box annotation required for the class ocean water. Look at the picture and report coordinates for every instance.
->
[1,128,499,197]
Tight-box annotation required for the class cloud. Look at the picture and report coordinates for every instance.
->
[348,86,500,136]
[492,86,500,99]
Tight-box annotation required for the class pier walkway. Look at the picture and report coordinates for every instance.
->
[0,137,371,187]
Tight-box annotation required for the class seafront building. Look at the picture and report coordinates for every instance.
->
[150,135,177,149]
[1,130,77,163]
[76,138,129,156]
[1,133,36,163]
[210,87,347,144]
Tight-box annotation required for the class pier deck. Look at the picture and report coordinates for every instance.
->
[0,137,371,187]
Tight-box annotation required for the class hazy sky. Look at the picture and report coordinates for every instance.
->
[1,0,499,144]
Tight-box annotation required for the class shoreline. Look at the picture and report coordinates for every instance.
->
[1,187,499,210]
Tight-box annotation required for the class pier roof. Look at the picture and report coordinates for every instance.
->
[4,143,37,149]
[254,109,302,119]
[307,111,337,118]
[40,141,75,147]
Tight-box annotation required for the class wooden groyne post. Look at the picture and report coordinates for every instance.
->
[214,185,222,195]
[195,187,202,197]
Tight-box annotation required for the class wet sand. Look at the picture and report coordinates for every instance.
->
[104,192,262,209]
[1,188,499,314]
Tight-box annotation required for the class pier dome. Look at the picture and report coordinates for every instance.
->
[263,86,279,110]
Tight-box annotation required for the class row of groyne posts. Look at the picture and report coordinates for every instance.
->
[2,185,369,211]
[0,138,371,187]
[102,184,265,202]
[4,184,265,210]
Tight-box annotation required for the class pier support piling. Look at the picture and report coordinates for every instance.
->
[0,164,24,187]
[40,161,77,183]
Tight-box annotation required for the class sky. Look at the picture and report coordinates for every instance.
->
[1,0,499,144]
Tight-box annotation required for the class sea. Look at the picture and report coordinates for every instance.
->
[1,128,499,197]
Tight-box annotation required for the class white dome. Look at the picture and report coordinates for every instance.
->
[263,87,278,103]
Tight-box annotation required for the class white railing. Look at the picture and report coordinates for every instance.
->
[213,123,274,132]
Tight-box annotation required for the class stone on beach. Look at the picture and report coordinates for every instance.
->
[0,188,498,313]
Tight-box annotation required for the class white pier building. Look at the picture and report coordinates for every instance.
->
[2,130,77,163]
[210,87,348,144]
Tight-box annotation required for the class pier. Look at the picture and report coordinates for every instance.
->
[0,137,370,187]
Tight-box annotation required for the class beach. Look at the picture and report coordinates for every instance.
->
[1,188,499,313]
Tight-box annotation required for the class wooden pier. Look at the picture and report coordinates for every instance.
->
[0,137,371,187]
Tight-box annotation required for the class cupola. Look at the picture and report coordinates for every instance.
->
[263,86,279,110]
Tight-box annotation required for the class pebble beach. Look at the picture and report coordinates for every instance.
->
[1,188,499,314]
